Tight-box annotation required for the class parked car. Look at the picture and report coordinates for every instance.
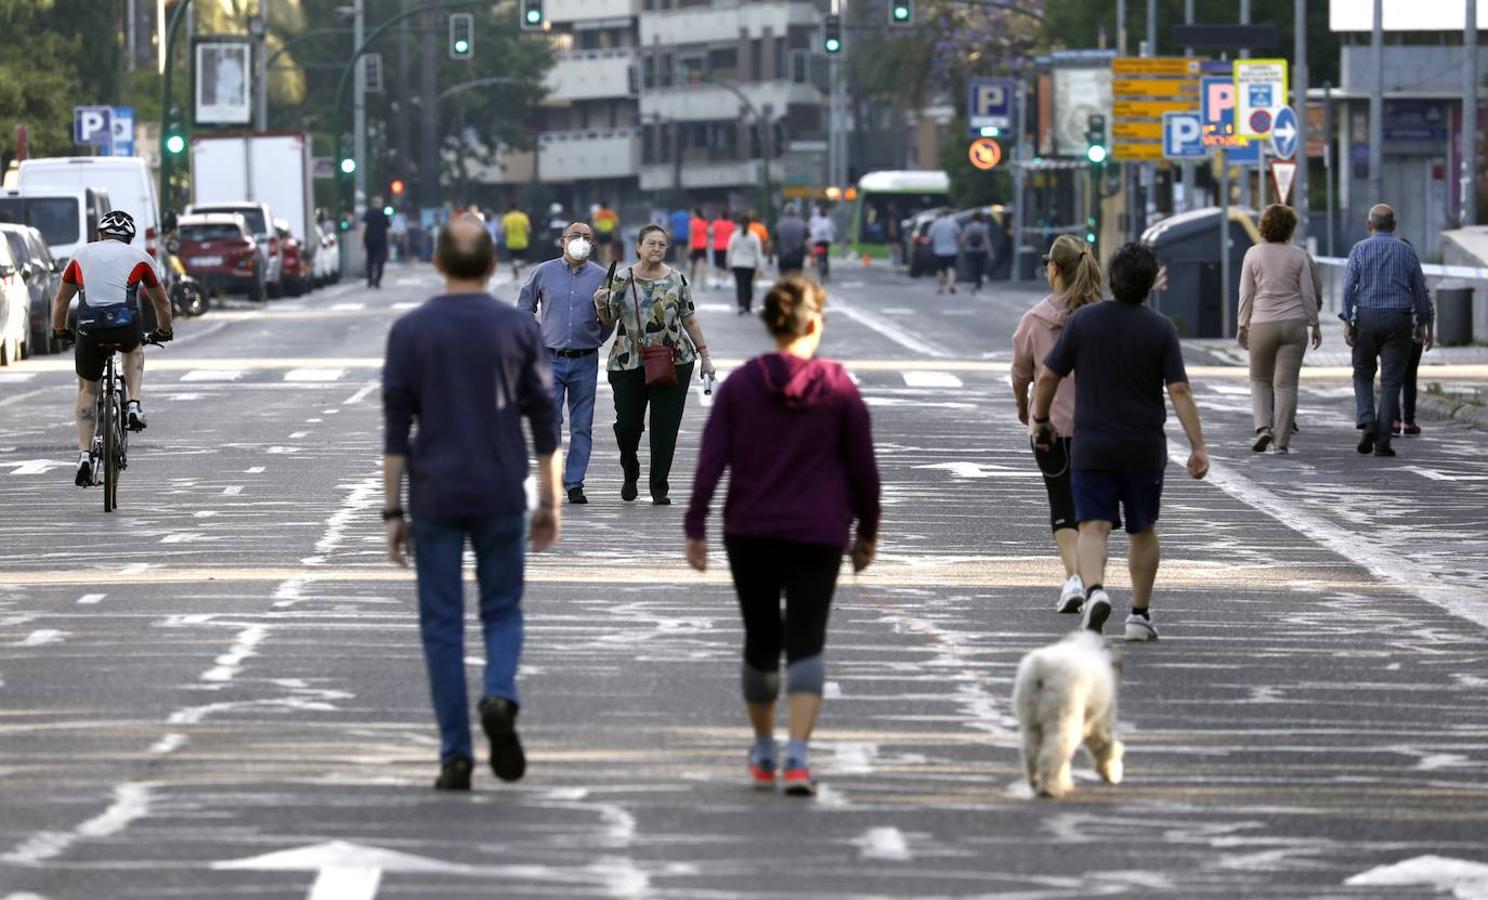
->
[274,219,313,296]
[0,223,62,355]
[184,201,283,298]
[18,158,161,258]
[314,221,341,287]
[0,236,32,364]
[0,187,111,268]
[173,213,265,301]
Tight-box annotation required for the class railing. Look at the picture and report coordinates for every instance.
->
[539,128,641,143]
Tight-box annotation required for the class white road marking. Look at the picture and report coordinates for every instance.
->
[289,431,309,439]
[266,446,301,454]
[342,382,378,405]
[76,593,106,606]
[0,460,69,476]
[213,841,478,900]
[827,295,950,358]
[180,369,243,382]
[1344,855,1488,896]
[223,486,244,495]
[284,368,346,382]
[13,629,67,647]
[148,733,189,755]
[915,461,1038,479]
[390,301,419,310]
[902,370,964,389]
[329,302,366,311]
[202,624,270,683]
[121,562,152,575]
[246,466,266,473]
[0,373,36,383]
[852,827,913,862]
[0,782,157,865]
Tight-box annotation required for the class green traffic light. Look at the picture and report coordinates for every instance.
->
[825,37,841,52]
[1086,145,1108,164]
[454,39,470,52]
[339,157,357,174]
[165,133,186,155]
[893,5,909,19]
[525,8,541,23]
[383,205,394,217]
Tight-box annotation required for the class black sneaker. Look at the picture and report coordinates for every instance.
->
[1251,428,1273,452]
[434,756,473,791]
[75,456,92,487]
[1081,589,1112,634]
[126,402,147,432]
[652,496,671,506]
[1373,444,1397,458]
[567,487,588,505]
[479,697,526,783]
[1356,430,1376,455]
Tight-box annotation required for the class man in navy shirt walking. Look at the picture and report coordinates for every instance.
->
[517,220,614,505]
[383,216,561,791]
[1032,242,1209,642]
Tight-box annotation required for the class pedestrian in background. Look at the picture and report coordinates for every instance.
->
[807,205,836,282]
[774,205,808,276]
[1340,204,1434,458]
[670,206,692,263]
[593,224,718,504]
[383,215,561,791]
[748,211,771,265]
[500,203,532,280]
[962,211,991,294]
[594,200,620,266]
[710,209,734,289]
[1032,242,1209,642]
[1392,237,1432,438]
[727,214,765,316]
[688,208,711,287]
[927,208,962,294]
[517,220,614,505]
[1011,235,1103,615]
[362,196,390,289]
[1237,204,1321,455]
[685,276,881,797]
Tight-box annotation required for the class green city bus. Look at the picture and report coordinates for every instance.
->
[848,170,951,260]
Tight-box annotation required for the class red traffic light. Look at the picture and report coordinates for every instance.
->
[390,178,406,196]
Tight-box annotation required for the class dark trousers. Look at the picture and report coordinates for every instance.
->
[1352,308,1414,445]
[724,535,842,671]
[608,362,694,499]
[1399,340,1425,425]
[965,250,989,290]
[732,267,756,312]
[365,241,388,287]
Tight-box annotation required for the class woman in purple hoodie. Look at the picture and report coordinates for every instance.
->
[685,277,881,797]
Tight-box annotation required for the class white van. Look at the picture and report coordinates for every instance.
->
[18,157,162,258]
[0,187,112,265]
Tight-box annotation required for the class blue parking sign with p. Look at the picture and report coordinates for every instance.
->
[967,78,1015,138]
[1163,113,1207,160]
[73,106,113,147]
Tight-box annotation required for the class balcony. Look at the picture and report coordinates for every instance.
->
[545,0,638,24]
[639,81,821,122]
[639,0,818,46]
[538,128,641,181]
[545,48,638,102]
[639,158,783,191]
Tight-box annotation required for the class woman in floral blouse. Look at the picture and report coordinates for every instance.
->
[593,224,717,504]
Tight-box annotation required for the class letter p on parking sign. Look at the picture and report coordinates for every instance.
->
[1162,112,1206,160]
[73,106,113,147]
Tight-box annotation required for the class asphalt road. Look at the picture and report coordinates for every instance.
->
[1,260,1485,900]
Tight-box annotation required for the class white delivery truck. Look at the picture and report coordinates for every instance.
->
[189,132,315,279]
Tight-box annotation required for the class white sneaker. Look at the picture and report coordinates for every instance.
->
[1124,612,1159,641]
[1057,575,1084,614]
[1080,589,1112,633]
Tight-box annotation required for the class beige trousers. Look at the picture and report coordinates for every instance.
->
[1249,319,1309,447]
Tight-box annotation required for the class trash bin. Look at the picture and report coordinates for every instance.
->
[1140,207,1256,338]
[1436,282,1474,346]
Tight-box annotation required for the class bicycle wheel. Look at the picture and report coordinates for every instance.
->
[102,379,116,513]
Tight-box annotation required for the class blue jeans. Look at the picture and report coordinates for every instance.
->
[550,352,598,491]
[1352,308,1414,444]
[412,513,526,764]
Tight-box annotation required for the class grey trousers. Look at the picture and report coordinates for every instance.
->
[1248,319,1308,448]
[1352,308,1415,446]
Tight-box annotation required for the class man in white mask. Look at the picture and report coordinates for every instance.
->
[517,222,615,504]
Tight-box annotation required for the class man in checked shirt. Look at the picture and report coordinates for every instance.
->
[1340,204,1434,458]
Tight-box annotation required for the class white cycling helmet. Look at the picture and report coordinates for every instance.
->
[98,210,137,242]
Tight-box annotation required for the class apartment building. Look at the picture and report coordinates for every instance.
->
[472,0,832,218]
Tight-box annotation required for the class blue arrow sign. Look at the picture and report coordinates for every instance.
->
[1270,105,1298,160]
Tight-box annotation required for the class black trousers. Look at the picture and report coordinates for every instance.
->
[732,267,756,312]
[1400,339,1425,425]
[608,362,693,499]
[725,535,842,671]
[365,241,388,286]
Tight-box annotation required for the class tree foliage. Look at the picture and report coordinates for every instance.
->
[0,0,120,161]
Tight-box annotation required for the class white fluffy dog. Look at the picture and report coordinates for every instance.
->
[1012,630,1123,798]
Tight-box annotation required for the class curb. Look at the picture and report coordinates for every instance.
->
[1413,394,1488,431]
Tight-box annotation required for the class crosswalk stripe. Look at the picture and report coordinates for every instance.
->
[902,371,964,389]
[329,302,366,311]
[283,368,346,382]
[0,373,36,383]
[180,370,243,382]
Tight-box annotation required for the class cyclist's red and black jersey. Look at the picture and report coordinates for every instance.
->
[63,240,161,308]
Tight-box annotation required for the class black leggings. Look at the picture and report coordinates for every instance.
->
[724,535,842,671]
[732,267,756,312]
[1035,436,1076,532]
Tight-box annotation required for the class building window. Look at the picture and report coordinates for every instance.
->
[774,37,787,79]
[660,53,673,87]
[678,52,705,84]
[643,56,655,88]
[708,46,739,80]
[750,38,763,82]
[790,49,808,84]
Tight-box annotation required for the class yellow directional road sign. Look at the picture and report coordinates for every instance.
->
[1112,121,1166,139]
[1111,56,1204,162]
[1113,79,1202,98]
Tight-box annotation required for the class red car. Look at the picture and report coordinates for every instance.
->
[275,219,314,296]
[173,213,265,300]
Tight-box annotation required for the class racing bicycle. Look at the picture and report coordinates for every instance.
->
[86,332,164,513]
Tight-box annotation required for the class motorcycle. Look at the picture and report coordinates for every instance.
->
[163,242,209,318]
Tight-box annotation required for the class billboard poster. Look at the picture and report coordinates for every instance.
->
[1053,67,1113,158]
[195,39,252,125]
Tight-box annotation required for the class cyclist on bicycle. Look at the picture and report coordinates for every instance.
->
[50,210,174,487]
[807,206,837,282]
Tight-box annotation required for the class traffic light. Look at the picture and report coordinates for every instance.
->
[1085,114,1108,165]
[889,0,912,25]
[389,178,406,198]
[449,12,474,58]
[339,157,356,175]
[1085,215,1098,245]
[164,107,186,156]
[519,0,544,31]
[823,14,842,53]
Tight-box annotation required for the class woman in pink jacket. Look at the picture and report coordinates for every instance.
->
[1010,235,1103,615]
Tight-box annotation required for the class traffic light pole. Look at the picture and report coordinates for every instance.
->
[1011,76,1027,283]
[158,0,200,212]
[353,0,367,228]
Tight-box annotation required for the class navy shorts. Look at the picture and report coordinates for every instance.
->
[1072,468,1165,534]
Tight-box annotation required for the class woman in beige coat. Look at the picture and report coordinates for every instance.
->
[1011,235,1103,614]
[1238,205,1321,454]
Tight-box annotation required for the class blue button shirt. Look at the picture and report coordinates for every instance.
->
[1340,231,1433,325]
[516,257,615,351]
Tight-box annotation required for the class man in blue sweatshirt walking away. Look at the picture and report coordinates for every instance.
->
[382,215,562,791]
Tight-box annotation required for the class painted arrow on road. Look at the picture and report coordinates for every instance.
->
[212,840,473,900]
[1344,855,1488,899]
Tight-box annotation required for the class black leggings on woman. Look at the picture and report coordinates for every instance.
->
[732,267,756,313]
[724,535,842,699]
